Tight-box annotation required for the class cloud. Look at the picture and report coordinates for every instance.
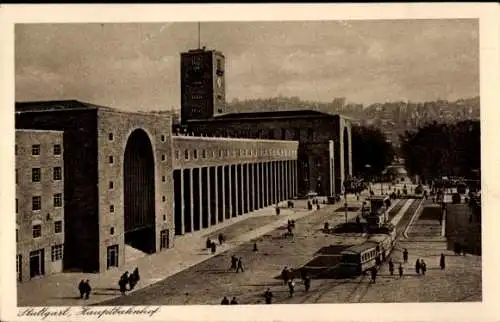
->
[15,20,479,111]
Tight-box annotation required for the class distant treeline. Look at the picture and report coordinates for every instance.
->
[399,120,480,182]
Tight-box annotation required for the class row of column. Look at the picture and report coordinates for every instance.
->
[173,160,298,236]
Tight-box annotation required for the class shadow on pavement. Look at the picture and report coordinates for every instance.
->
[329,222,365,234]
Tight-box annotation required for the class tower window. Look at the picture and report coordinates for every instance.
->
[53,144,62,155]
[32,145,40,156]
[32,196,41,211]
[32,168,41,182]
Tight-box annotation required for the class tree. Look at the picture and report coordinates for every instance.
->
[399,120,480,182]
[351,125,395,179]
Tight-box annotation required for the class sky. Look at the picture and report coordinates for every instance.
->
[15,20,479,112]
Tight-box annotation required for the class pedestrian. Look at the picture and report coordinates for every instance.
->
[317,204,320,210]
[415,259,421,275]
[398,264,404,278]
[403,248,409,263]
[264,288,274,304]
[440,253,446,271]
[304,276,311,292]
[288,279,295,297]
[388,259,394,276]
[236,257,244,273]
[118,275,128,296]
[218,234,224,245]
[83,280,91,299]
[78,280,85,299]
[291,220,296,229]
[253,242,258,252]
[221,296,230,305]
[230,297,238,305]
[276,207,280,215]
[129,267,140,290]
[370,267,377,283]
[287,226,293,238]
[230,255,237,270]
[421,260,427,276]
[281,266,290,284]
[211,242,216,254]
[206,238,212,249]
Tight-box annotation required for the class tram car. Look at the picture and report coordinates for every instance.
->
[337,230,396,277]
[363,196,390,231]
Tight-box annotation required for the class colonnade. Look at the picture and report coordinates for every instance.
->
[173,160,298,235]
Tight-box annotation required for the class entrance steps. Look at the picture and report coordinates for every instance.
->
[125,244,148,263]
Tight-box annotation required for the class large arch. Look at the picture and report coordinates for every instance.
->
[123,129,156,254]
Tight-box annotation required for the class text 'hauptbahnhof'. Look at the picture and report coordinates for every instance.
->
[15,47,352,282]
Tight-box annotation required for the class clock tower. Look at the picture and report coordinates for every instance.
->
[180,48,226,124]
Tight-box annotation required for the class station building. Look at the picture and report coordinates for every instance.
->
[14,47,352,278]
[177,48,352,196]
[16,103,173,273]
[172,135,298,235]
[16,129,65,282]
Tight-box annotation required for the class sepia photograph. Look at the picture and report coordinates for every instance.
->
[1,3,499,322]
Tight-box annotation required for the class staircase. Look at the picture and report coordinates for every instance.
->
[125,244,149,263]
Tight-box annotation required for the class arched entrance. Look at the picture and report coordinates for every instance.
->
[124,129,156,254]
[343,127,350,177]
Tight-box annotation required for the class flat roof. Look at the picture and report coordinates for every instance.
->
[15,100,171,118]
[173,134,298,144]
[16,129,64,134]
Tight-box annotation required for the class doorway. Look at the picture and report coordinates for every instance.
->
[107,245,119,269]
[29,249,45,279]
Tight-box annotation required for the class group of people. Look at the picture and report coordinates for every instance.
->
[78,279,92,299]
[220,296,238,305]
[280,266,311,297]
[118,267,140,295]
[206,234,226,254]
[230,255,245,273]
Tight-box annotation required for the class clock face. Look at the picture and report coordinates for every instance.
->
[217,77,222,88]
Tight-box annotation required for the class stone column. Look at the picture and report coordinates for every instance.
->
[221,166,225,221]
[180,169,185,235]
[198,167,203,230]
[189,168,194,232]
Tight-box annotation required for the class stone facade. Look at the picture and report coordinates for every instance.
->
[16,101,173,274]
[96,109,173,273]
[178,111,353,196]
[16,129,65,282]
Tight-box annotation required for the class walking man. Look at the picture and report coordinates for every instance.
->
[403,249,409,263]
[398,264,404,278]
[388,259,394,276]
[288,279,295,297]
[236,257,244,273]
[440,253,446,271]
[78,280,85,299]
[83,280,91,299]
[415,258,421,275]
[304,276,311,292]
[230,255,237,271]
[230,297,238,305]
[264,288,274,304]
[221,296,230,305]
[421,260,427,276]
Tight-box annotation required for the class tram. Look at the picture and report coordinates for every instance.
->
[337,229,397,277]
[362,196,391,231]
